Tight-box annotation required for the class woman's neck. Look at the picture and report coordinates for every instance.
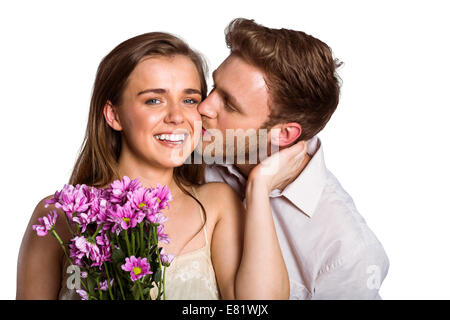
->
[116,148,181,198]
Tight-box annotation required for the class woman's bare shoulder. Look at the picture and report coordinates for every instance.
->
[28,194,72,241]
[33,195,54,213]
[195,182,241,200]
[194,182,244,218]
[17,195,67,299]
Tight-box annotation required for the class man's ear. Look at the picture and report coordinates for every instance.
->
[269,122,302,147]
[103,101,123,131]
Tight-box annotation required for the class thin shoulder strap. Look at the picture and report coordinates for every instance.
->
[191,185,209,246]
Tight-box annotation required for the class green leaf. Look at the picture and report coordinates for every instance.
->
[112,247,126,264]
[153,268,162,283]
[142,287,150,296]
[131,282,140,300]
[89,270,102,279]
[87,277,96,295]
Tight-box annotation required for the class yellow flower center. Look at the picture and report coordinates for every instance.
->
[123,217,130,224]
[138,202,146,209]
[133,267,142,275]
[157,198,161,203]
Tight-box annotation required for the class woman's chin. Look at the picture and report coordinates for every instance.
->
[159,157,190,168]
[158,150,195,168]
[151,140,196,168]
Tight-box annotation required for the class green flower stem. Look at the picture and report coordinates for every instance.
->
[123,230,132,257]
[153,227,162,266]
[137,281,145,300]
[139,223,144,257]
[51,229,72,265]
[148,227,153,252]
[80,278,89,292]
[104,263,114,300]
[50,228,89,292]
[97,277,103,300]
[153,226,163,300]
[63,214,74,235]
[163,266,167,300]
[91,223,104,239]
[131,232,136,256]
[114,233,121,251]
[113,267,126,300]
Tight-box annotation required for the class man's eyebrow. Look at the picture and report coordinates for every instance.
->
[211,70,242,111]
[137,88,202,96]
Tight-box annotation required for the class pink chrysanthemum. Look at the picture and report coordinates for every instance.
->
[154,184,173,211]
[32,210,58,236]
[127,186,155,211]
[146,212,169,225]
[121,256,152,282]
[142,184,173,215]
[96,279,114,291]
[109,176,141,204]
[160,248,175,266]
[46,184,91,217]
[91,234,112,268]
[157,224,170,244]
[108,202,145,234]
[76,289,88,300]
[69,234,111,268]
[69,236,100,266]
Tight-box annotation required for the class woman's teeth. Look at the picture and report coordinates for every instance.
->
[154,133,187,144]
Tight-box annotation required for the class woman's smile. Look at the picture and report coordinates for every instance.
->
[153,132,190,148]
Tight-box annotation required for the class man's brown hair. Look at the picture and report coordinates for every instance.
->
[225,18,342,142]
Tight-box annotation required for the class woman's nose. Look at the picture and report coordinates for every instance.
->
[164,103,184,124]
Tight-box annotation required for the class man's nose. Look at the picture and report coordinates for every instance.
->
[197,92,219,119]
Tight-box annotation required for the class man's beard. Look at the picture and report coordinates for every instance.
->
[198,126,275,165]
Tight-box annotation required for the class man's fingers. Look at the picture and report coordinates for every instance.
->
[292,141,307,160]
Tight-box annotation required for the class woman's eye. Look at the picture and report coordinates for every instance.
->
[145,98,161,105]
[184,98,199,105]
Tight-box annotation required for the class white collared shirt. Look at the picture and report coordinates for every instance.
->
[204,136,389,299]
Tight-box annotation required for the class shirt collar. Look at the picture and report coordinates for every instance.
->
[215,136,328,218]
[276,136,327,218]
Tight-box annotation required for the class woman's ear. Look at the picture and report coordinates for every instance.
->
[269,123,302,147]
[103,101,123,131]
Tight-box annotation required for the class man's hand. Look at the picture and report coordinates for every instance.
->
[248,140,308,193]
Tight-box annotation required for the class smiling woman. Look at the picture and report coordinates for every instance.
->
[103,55,203,168]
[16,31,290,300]
[70,33,208,189]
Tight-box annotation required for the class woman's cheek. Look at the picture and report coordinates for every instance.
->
[142,112,162,131]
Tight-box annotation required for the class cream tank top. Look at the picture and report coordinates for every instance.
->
[58,186,220,300]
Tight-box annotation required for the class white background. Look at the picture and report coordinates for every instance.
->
[1,0,449,300]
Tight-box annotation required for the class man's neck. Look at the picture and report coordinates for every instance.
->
[279,152,311,191]
[234,163,256,180]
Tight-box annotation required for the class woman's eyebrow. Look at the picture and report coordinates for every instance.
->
[137,88,201,96]
[137,88,166,95]
[184,88,202,95]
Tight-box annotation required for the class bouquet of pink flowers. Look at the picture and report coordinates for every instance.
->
[32,176,174,300]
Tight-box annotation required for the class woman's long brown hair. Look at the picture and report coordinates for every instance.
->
[68,32,208,248]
